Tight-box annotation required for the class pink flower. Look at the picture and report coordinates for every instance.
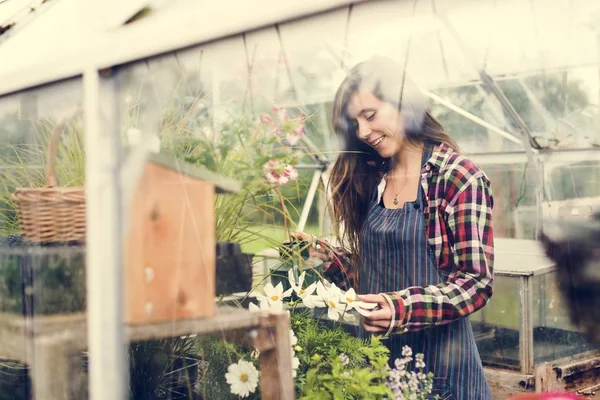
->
[272,107,289,123]
[285,120,304,145]
[263,160,298,186]
[283,165,298,180]
[260,114,273,125]
[265,171,279,185]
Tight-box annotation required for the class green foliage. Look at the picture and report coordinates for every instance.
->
[299,332,393,400]
[195,335,260,399]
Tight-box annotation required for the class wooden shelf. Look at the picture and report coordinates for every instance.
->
[0,307,295,400]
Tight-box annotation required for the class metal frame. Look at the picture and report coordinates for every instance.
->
[0,0,357,97]
[519,275,535,375]
[83,68,126,400]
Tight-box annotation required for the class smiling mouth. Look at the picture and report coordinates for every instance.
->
[369,137,384,147]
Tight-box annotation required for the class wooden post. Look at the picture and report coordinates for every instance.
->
[535,362,558,393]
[30,333,78,400]
[256,312,294,400]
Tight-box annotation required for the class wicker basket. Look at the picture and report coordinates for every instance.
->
[12,114,85,243]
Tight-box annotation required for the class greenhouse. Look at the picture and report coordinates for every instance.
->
[0,0,599,399]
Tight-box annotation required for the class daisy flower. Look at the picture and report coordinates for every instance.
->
[225,360,259,398]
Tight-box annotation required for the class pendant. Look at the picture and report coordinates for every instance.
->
[393,196,399,205]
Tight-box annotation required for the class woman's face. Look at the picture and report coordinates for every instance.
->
[347,89,405,159]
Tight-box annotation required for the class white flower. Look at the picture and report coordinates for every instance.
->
[261,282,293,310]
[290,348,300,378]
[316,281,345,321]
[339,288,378,316]
[248,299,270,312]
[415,353,425,369]
[339,353,350,366]
[289,329,298,347]
[287,270,320,308]
[225,360,259,398]
[401,345,413,358]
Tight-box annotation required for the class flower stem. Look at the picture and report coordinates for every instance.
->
[275,187,289,239]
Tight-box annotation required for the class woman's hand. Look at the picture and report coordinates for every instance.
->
[289,232,329,261]
[359,294,393,334]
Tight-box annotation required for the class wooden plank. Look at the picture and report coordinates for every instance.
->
[0,308,267,341]
[126,309,265,342]
[555,355,600,379]
[125,162,216,325]
[147,152,241,194]
[257,312,294,400]
[0,328,27,363]
[484,368,534,400]
[0,312,86,336]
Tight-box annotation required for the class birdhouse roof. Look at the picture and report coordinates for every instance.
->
[147,152,241,194]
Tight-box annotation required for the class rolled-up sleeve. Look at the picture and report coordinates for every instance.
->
[382,173,494,334]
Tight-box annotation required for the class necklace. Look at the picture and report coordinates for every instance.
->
[390,169,408,206]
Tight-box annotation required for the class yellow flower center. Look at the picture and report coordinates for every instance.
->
[271,295,279,301]
[299,289,305,295]
[329,300,336,308]
[240,373,249,382]
[346,297,354,303]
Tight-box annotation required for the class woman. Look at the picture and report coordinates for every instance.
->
[293,57,494,399]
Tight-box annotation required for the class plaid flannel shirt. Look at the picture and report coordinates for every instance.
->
[320,143,494,334]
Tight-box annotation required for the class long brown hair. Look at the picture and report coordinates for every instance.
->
[329,57,459,273]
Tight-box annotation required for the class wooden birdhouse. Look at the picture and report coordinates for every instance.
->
[124,153,240,325]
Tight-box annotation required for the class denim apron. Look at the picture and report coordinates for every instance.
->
[358,152,491,400]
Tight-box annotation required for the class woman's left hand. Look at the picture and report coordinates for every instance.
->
[358,294,393,333]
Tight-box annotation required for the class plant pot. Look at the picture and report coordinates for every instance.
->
[269,259,294,292]
[278,239,309,261]
[215,242,252,295]
[297,258,324,287]
[269,258,324,298]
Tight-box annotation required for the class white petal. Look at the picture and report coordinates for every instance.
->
[297,271,306,288]
[263,283,276,297]
[281,287,294,299]
[345,288,357,298]
[269,300,284,311]
[308,295,325,308]
[356,301,378,309]
[328,307,340,321]
[316,281,328,298]
[354,305,376,317]
[274,281,284,295]
[248,303,260,312]
[289,329,298,346]
[342,312,357,322]
[304,282,317,296]
[287,269,296,287]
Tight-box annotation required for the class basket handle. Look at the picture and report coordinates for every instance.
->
[45,108,82,187]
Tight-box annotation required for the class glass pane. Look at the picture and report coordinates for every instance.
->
[543,159,600,217]
[470,275,522,371]
[474,162,539,239]
[0,78,86,396]
[532,271,595,364]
